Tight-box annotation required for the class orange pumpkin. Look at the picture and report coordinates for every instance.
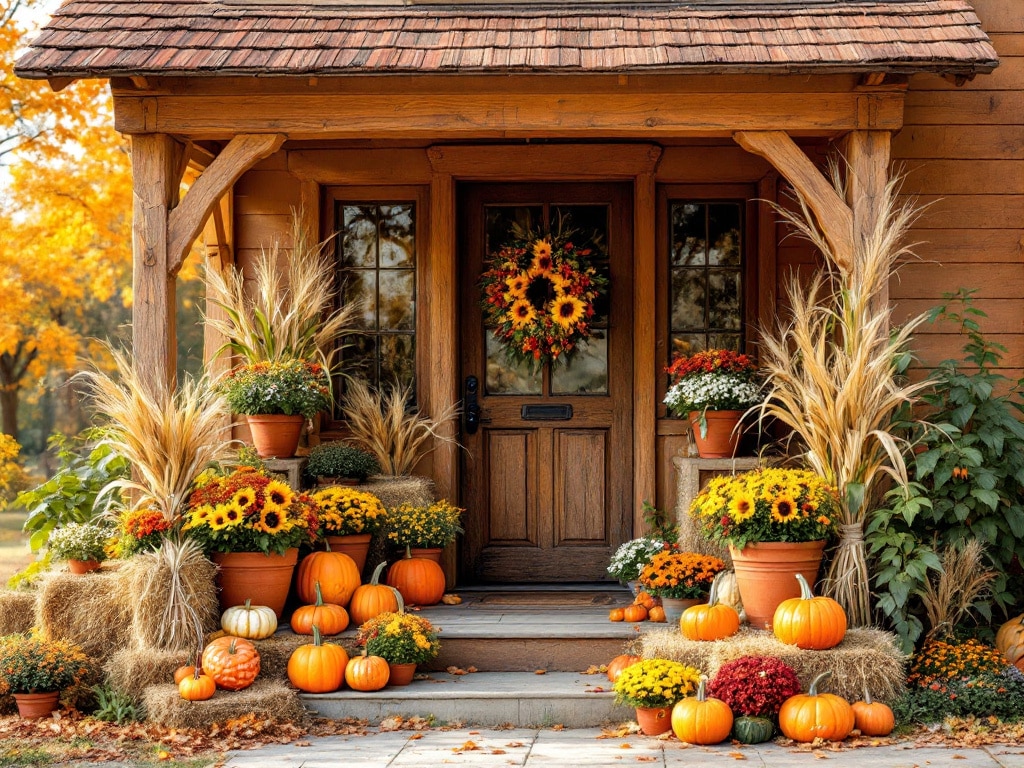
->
[202,636,261,691]
[778,672,855,743]
[606,654,642,683]
[772,574,847,650]
[349,561,401,625]
[287,625,349,693]
[633,590,657,609]
[648,605,667,623]
[623,604,648,622]
[680,573,740,641]
[296,548,361,607]
[671,676,734,745]
[386,549,446,606]
[174,665,199,685]
[608,608,625,622]
[290,581,350,635]
[344,649,391,692]
[852,687,895,737]
[995,613,1024,669]
[178,667,216,701]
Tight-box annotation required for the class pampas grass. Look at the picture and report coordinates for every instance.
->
[341,379,459,476]
[756,164,931,626]
[921,539,996,642]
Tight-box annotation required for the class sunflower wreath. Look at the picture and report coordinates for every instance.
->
[480,225,608,368]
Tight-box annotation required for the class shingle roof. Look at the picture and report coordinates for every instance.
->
[15,0,998,79]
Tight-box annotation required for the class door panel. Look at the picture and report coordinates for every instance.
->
[459,183,633,583]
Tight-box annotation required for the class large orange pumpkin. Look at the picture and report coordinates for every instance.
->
[296,548,361,607]
[344,649,391,692]
[606,654,642,683]
[386,549,446,606]
[995,613,1024,670]
[287,625,349,693]
[778,672,854,743]
[202,636,261,691]
[680,573,741,641]
[671,676,734,745]
[772,574,847,650]
[349,561,401,625]
[290,581,350,635]
[851,687,895,737]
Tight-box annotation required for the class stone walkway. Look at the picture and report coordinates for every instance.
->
[220,728,1024,767]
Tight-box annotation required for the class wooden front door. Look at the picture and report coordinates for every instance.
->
[459,183,633,582]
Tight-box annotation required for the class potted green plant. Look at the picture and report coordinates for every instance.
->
[612,658,701,735]
[356,609,440,686]
[383,500,463,562]
[0,632,92,718]
[46,522,113,574]
[306,442,381,485]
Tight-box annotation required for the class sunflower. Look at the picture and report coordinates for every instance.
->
[510,298,537,329]
[771,496,800,523]
[209,511,229,531]
[232,488,256,510]
[728,493,757,523]
[548,273,571,294]
[257,507,287,534]
[264,480,293,509]
[551,295,586,329]
[531,239,552,260]
[503,273,529,298]
[223,502,245,526]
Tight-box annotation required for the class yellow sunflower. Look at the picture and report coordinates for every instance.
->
[771,495,800,523]
[510,298,537,329]
[728,493,756,522]
[209,511,229,531]
[232,489,256,510]
[264,480,293,509]
[551,295,586,329]
[257,506,287,534]
[504,273,529,298]
[531,239,552,260]
[223,502,245,526]
[548,273,571,294]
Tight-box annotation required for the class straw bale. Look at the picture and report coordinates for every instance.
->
[0,590,37,635]
[639,626,907,703]
[103,648,192,702]
[142,679,306,729]
[363,475,435,509]
[35,569,133,663]
[254,630,359,681]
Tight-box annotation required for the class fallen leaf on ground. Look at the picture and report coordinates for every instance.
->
[441,594,462,604]
[728,752,747,760]
[454,740,480,753]
[467,666,478,673]
[535,669,547,675]
[620,742,632,749]
[447,666,468,675]
[586,686,607,693]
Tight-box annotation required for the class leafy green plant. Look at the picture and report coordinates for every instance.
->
[90,683,140,724]
[305,441,380,481]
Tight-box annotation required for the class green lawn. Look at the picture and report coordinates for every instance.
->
[0,508,33,585]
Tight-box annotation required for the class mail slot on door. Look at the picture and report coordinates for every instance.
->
[521,404,573,420]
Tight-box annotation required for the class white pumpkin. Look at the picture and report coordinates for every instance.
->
[221,599,278,640]
[715,571,743,613]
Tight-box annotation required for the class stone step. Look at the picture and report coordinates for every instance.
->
[300,671,626,728]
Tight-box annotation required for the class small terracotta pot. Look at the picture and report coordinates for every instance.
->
[325,534,372,573]
[635,706,673,736]
[659,596,704,626]
[67,559,102,574]
[407,547,443,564]
[13,691,60,719]
[688,410,743,458]
[387,662,417,687]
[246,414,304,458]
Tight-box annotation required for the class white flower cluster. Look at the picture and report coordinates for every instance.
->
[607,537,664,581]
[664,372,763,415]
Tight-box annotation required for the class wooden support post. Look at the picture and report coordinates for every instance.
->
[202,191,234,383]
[733,130,854,273]
[844,130,892,315]
[633,168,657,535]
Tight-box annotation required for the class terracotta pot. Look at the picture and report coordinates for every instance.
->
[325,534,372,573]
[316,477,360,487]
[246,414,304,459]
[387,662,417,687]
[66,558,102,574]
[659,596,704,626]
[729,540,826,630]
[407,547,443,564]
[635,706,673,736]
[212,548,299,618]
[14,691,60,719]
[688,410,743,458]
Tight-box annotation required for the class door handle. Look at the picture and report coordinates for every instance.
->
[464,375,482,435]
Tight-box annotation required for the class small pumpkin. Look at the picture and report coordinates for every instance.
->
[178,666,216,701]
[287,624,349,693]
[633,590,657,610]
[349,561,401,626]
[648,605,666,623]
[680,572,741,641]
[290,581,350,635]
[606,654,642,683]
[202,636,261,691]
[608,608,625,622]
[344,649,391,692]
[296,547,361,606]
[715,570,742,611]
[671,675,734,745]
[772,574,847,650]
[386,547,446,606]
[221,599,278,640]
[623,604,648,622]
[174,664,199,685]
[778,671,855,743]
[995,613,1024,669]
[851,686,895,737]
[731,715,775,744]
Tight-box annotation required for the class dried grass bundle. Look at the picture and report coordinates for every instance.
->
[640,626,906,703]
[121,539,220,652]
[921,539,996,642]
[142,679,306,729]
[205,211,357,369]
[757,165,931,626]
[342,379,459,476]
[0,590,37,635]
[35,569,133,663]
[103,647,191,701]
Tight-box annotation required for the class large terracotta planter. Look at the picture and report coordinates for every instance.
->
[729,540,826,630]
[387,662,417,687]
[67,558,102,574]
[635,706,673,736]
[325,534,372,573]
[212,548,299,618]
[14,691,60,719]
[246,414,304,458]
[659,596,704,626]
[688,410,743,458]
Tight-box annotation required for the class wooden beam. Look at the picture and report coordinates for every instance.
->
[167,133,286,275]
[756,171,780,344]
[113,91,905,139]
[844,130,892,314]
[633,168,658,534]
[733,130,854,272]
[132,134,183,391]
[428,144,662,179]
[202,191,234,382]
[47,77,75,92]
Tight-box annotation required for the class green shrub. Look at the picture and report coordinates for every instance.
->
[305,441,380,481]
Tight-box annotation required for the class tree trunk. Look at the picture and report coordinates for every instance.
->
[0,386,19,441]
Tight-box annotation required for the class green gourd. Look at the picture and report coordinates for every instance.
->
[731,715,775,744]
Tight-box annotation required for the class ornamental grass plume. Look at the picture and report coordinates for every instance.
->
[756,163,932,626]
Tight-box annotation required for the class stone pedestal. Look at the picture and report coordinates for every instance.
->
[264,457,308,489]
[673,455,761,560]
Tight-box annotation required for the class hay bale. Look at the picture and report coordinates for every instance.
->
[103,648,192,702]
[142,679,305,729]
[0,590,37,635]
[639,626,907,703]
[35,569,133,663]
[363,475,435,509]
[254,630,359,682]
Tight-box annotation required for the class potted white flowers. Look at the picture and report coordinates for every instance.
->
[47,522,112,574]
[607,538,665,593]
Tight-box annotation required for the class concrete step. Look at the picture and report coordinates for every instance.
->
[300,670,627,728]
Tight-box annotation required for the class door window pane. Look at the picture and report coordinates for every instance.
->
[486,333,541,395]
[551,333,608,394]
